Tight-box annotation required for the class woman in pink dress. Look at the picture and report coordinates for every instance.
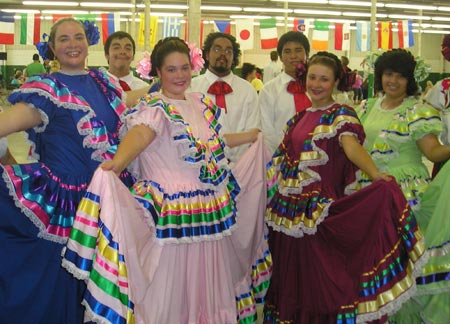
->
[263,52,427,323]
[62,37,272,323]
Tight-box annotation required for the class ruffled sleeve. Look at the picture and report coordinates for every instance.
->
[406,101,442,141]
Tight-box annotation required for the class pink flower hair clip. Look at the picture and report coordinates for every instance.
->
[136,51,153,80]
[187,42,205,73]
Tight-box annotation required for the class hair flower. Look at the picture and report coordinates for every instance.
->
[187,42,205,73]
[81,20,100,46]
[136,51,153,80]
[36,33,50,61]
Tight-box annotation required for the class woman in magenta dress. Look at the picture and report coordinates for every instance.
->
[263,52,427,323]
[0,18,136,323]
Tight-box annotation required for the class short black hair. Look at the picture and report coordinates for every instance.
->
[241,62,256,80]
[202,32,241,70]
[104,31,136,56]
[374,48,418,96]
[270,50,278,61]
[32,53,40,61]
[277,31,310,57]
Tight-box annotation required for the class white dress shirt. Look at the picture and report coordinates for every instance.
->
[107,71,149,90]
[190,69,260,162]
[263,61,282,84]
[259,71,310,153]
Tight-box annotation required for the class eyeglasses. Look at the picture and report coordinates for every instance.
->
[213,46,233,55]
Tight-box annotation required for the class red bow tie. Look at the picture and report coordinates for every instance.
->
[287,80,310,113]
[119,79,131,91]
[207,80,233,111]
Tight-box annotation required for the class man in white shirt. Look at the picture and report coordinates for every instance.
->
[263,50,282,84]
[104,31,148,91]
[190,32,260,163]
[259,31,311,153]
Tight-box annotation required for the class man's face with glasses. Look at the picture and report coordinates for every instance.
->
[206,37,234,77]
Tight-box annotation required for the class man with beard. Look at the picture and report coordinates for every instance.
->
[259,31,311,153]
[190,32,260,163]
[104,31,148,91]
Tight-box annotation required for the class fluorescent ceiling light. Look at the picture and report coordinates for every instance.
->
[230,15,271,20]
[201,6,242,11]
[80,2,133,8]
[432,17,450,22]
[2,9,40,13]
[294,9,341,16]
[421,29,449,34]
[136,4,189,9]
[243,7,293,13]
[42,10,89,14]
[388,14,431,20]
[437,7,450,12]
[151,12,184,17]
[23,1,78,6]
[342,12,388,18]
[271,0,328,3]
[329,0,384,7]
[385,4,437,11]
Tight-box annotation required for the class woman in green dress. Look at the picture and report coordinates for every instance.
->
[357,48,450,323]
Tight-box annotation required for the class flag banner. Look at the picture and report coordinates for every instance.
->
[0,13,14,45]
[356,22,371,52]
[53,14,72,23]
[213,20,231,34]
[312,21,329,50]
[293,18,309,35]
[75,14,96,22]
[378,21,393,50]
[235,19,254,50]
[101,13,120,45]
[334,23,350,51]
[260,18,278,49]
[398,20,414,48]
[20,13,41,45]
[138,15,158,47]
[162,17,181,38]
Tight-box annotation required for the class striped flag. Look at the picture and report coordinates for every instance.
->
[312,21,329,50]
[260,18,278,49]
[378,21,393,50]
[334,23,350,51]
[213,20,231,34]
[20,13,41,45]
[293,18,310,35]
[0,12,15,45]
[235,19,254,50]
[52,14,71,23]
[398,20,414,48]
[162,17,181,38]
[356,22,371,52]
[101,13,120,45]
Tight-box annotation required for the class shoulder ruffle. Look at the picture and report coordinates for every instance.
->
[8,70,127,163]
[266,104,363,237]
[127,93,230,189]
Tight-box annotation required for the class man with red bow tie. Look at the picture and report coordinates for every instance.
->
[190,32,260,163]
[259,31,311,153]
[104,31,149,91]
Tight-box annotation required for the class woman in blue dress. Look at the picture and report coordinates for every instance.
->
[0,18,139,323]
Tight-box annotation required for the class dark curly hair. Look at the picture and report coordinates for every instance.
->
[277,31,310,58]
[374,49,418,96]
[149,37,190,77]
[307,51,347,91]
[202,32,241,70]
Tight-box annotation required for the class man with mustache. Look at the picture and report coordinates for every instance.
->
[190,32,260,163]
[104,31,148,91]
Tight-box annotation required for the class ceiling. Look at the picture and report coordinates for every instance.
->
[1,0,450,32]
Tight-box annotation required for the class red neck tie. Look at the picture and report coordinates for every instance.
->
[207,80,233,112]
[287,80,311,113]
[119,79,131,91]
